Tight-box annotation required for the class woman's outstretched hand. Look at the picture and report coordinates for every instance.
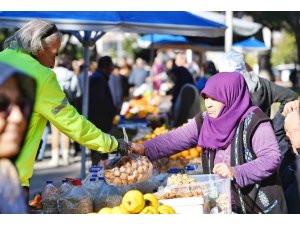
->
[130,143,146,155]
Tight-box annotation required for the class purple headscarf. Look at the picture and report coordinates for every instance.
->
[198,72,254,150]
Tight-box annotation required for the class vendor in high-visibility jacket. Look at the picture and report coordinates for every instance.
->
[0,19,130,200]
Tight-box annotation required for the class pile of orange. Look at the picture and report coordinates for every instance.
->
[125,94,161,119]
[169,146,202,159]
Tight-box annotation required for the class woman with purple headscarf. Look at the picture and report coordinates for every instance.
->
[131,72,287,214]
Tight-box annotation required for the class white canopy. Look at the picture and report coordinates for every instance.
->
[190,11,262,36]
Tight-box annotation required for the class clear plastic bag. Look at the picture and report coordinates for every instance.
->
[93,182,122,212]
[42,181,59,214]
[104,153,153,186]
[58,179,93,214]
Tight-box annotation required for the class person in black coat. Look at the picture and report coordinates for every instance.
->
[219,51,298,117]
[88,56,116,166]
[272,100,300,213]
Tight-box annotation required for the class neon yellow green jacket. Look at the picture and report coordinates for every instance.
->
[0,49,118,186]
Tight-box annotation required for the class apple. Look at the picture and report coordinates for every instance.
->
[143,193,159,209]
[139,206,159,214]
[121,190,145,214]
[157,205,176,214]
[111,206,129,214]
[98,207,112,214]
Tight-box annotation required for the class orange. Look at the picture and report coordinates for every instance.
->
[189,148,200,158]
[181,150,190,158]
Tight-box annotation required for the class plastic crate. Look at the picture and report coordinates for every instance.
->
[156,174,231,214]
[159,196,204,214]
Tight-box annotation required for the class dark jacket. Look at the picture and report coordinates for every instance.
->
[272,113,300,213]
[251,77,298,117]
[172,83,200,128]
[88,70,116,133]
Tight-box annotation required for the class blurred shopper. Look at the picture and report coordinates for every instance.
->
[50,54,82,166]
[118,57,132,100]
[168,66,194,111]
[168,66,198,128]
[195,60,218,93]
[128,58,149,89]
[0,62,36,213]
[175,52,200,79]
[109,65,124,113]
[88,56,117,167]
[218,51,298,117]
[0,19,130,197]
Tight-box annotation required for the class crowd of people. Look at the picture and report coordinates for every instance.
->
[0,18,300,214]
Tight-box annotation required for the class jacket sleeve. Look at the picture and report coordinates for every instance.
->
[36,73,118,153]
[264,78,298,112]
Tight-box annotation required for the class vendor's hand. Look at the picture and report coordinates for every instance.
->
[282,100,300,117]
[130,143,145,155]
[291,145,300,156]
[213,163,235,179]
[116,139,131,156]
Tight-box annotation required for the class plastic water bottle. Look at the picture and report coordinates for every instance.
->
[90,165,104,178]
[97,176,105,188]
[83,177,98,198]
[82,168,98,186]
[42,180,59,214]
[59,179,71,194]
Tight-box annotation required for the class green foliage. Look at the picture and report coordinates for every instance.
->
[245,55,257,69]
[122,36,137,59]
[271,31,298,66]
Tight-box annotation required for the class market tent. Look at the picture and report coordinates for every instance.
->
[0,11,226,178]
[0,11,226,37]
[139,34,189,44]
[232,37,270,52]
[190,11,262,36]
[138,33,224,51]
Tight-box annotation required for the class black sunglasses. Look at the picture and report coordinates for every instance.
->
[0,93,31,119]
[41,24,58,39]
[0,75,36,119]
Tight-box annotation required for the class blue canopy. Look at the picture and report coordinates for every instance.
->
[0,11,226,37]
[139,34,189,44]
[233,37,270,51]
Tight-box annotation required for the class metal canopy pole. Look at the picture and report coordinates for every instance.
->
[150,34,155,93]
[225,11,233,53]
[71,30,106,179]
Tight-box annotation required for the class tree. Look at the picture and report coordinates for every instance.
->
[239,12,300,80]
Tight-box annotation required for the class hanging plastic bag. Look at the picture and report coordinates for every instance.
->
[104,153,153,186]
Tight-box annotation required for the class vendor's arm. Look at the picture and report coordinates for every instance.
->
[37,74,118,153]
[233,121,281,187]
[142,113,202,162]
[266,78,298,112]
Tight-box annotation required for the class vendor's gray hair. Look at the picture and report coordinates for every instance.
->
[4,19,63,56]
